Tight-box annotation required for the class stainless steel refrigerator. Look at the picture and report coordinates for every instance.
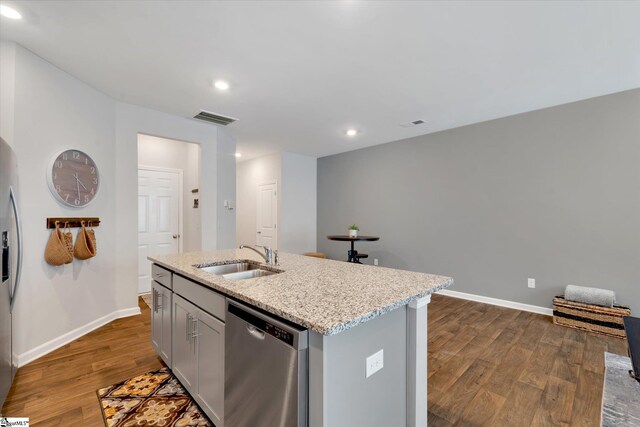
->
[0,137,23,411]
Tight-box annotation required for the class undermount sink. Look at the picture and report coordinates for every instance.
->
[222,269,279,280]
[199,261,261,275]
[197,260,282,280]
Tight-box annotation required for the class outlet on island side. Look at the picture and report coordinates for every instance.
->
[374,258,379,266]
[528,278,535,288]
[366,349,384,378]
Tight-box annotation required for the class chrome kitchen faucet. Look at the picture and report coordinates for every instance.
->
[239,244,278,266]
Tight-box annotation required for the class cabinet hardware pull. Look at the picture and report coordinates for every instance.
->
[191,317,199,353]
[186,313,191,342]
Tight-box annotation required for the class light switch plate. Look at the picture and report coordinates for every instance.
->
[366,349,384,378]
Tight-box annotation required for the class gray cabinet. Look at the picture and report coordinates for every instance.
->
[151,281,172,366]
[195,308,225,426]
[172,292,225,427]
[172,294,197,390]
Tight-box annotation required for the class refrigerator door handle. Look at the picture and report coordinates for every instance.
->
[9,186,22,312]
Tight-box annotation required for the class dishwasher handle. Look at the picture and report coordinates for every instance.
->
[247,324,265,340]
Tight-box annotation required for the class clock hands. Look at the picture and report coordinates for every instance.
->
[73,172,88,201]
[73,172,88,190]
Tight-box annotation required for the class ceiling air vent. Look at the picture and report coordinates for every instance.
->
[400,119,426,128]
[193,110,238,126]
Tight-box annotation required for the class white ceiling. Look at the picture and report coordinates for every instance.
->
[1,1,639,160]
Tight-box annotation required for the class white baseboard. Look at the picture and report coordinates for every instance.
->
[436,289,553,316]
[17,306,141,367]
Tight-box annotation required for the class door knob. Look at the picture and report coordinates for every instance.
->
[173,234,180,239]
[257,231,262,234]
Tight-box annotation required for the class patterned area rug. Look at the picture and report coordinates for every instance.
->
[602,352,640,426]
[97,367,212,426]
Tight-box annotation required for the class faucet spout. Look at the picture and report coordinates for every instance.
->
[239,244,276,266]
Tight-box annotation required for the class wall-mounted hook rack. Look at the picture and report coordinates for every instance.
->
[46,217,101,229]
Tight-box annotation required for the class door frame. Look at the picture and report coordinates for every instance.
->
[256,180,278,249]
[138,164,184,254]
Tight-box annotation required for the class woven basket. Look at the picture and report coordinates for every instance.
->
[44,224,73,266]
[553,295,630,339]
[74,227,97,260]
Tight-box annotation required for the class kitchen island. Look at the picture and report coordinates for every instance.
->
[149,249,453,427]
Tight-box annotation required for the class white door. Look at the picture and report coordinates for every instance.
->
[256,182,277,249]
[138,168,181,294]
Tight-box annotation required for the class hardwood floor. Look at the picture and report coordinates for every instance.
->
[2,297,164,426]
[427,294,628,427]
[2,294,628,426]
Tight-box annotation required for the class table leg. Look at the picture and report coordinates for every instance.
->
[348,241,358,263]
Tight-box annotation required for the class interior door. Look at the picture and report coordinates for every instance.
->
[256,182,277,249]
[138,168,180,294]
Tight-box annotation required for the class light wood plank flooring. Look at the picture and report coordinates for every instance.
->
[2,295,628,426]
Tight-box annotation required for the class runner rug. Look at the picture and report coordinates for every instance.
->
[97,367,212,426]
[602,352,640,426]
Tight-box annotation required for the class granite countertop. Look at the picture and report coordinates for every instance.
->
[148,249,453,336]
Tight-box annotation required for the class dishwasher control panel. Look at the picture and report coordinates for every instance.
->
[265,323,294,346]
[229,302,296,346]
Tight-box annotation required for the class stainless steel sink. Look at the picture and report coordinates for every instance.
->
[197,260,282,280]
[199,261,261,275]
[222,269,279,280]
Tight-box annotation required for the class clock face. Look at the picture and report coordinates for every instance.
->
[47,149,100,207]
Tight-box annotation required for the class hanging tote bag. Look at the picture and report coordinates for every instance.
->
[45,221,74,265]
[74,221,97,260]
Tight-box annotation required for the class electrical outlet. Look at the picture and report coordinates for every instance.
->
[366,349,384,378]
[374,258,379,266]
[528,278,535,288]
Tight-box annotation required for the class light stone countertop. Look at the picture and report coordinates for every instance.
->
[148,249,453,336]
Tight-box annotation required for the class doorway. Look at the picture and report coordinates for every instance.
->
[138,167,182,293]
[256,181,277,249]
[137,134,201,294]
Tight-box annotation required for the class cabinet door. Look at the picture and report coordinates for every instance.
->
[159,286,172,365]
[195,309,225,427]
[172,295,197,393]
[150,283,162,354]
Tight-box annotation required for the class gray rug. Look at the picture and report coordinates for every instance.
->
[602,352,640,426]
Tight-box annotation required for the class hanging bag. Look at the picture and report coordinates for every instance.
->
[74,221,97,260]
[45,221,74,266]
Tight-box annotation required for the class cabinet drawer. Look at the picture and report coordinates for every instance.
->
[152,264,173,289]
[174,275,225,322]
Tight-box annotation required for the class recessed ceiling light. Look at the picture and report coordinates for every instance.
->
[346,129,358,137]
[214,80,230,91]
[235,152,242,158]
[0,5,22,20]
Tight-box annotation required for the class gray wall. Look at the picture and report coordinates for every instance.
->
[318,89,640,313]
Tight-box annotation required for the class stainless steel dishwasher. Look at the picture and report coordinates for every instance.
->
[225,299,308,427]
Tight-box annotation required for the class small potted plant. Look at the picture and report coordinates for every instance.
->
[348,224,359,238]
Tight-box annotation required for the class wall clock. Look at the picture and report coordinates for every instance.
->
[47,149,100,207]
